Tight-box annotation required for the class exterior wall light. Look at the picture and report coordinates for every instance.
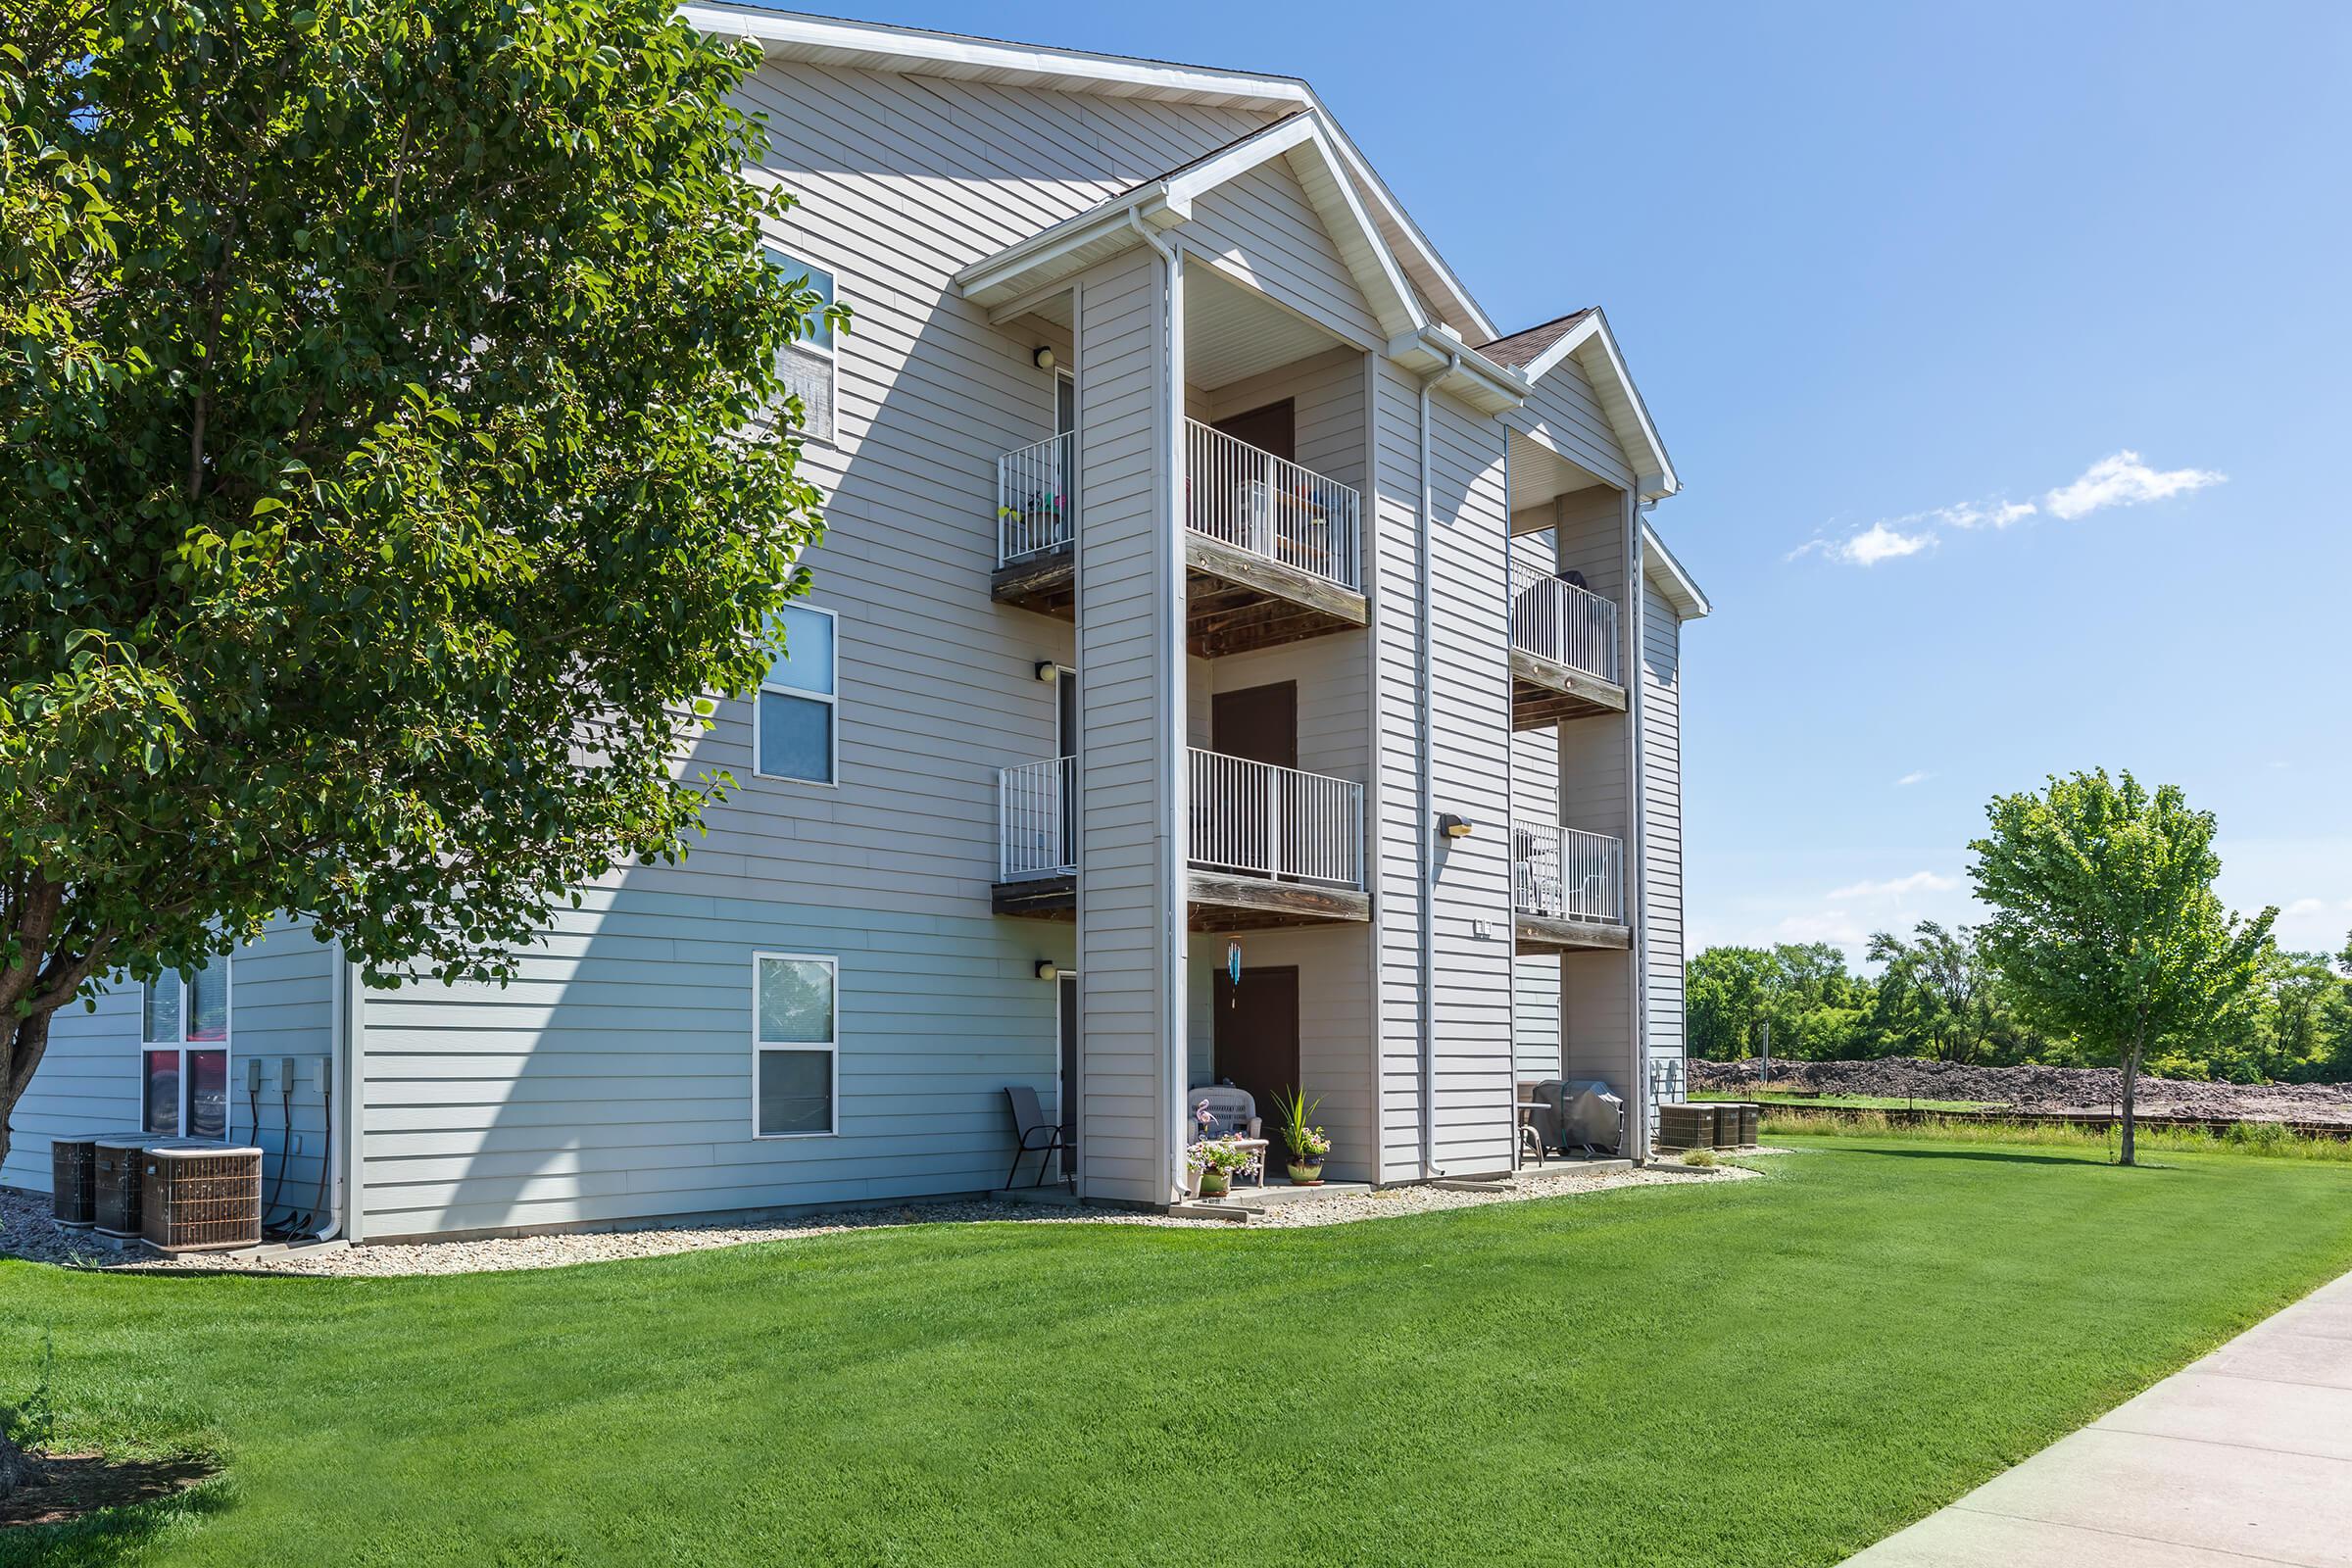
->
[1034,661,1059,683]
[1035,960,1060,982]
[1439,813,1476,840]
[1033,346,1056,371]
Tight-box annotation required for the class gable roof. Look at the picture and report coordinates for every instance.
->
[1643,520,1710,619]
[681,4,1494,339]
[1478,310,1595,370]
[1488,308,1679,501]
[955,110,1424,342]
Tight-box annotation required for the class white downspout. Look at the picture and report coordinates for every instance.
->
[1624,493,1649,1161]
[1126,211,1191,1203]
[1415,352,1457,1180]
[330,940,364,1242]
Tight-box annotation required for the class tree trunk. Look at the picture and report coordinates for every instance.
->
[0,1008,58,1178]
[2119,1042,2142,1166]
[0,1429,44,1501]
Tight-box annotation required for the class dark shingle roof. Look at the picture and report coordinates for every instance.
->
[1476,309,1595,370]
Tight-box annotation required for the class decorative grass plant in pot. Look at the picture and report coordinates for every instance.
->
[1272,1086,1331,1185]
[1187,1137,1252,1199]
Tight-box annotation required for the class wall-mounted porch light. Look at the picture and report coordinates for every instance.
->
[1032,346,1057,371]
[1438,813,1476,840]
[1034,661,1059,683]
[1035,960,1060,982]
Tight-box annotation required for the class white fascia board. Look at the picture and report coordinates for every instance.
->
[1384,328,1526,413]
[1318,123,1496,341]
[1161,113,1320,214]
[1519,310,1679,502]
[955,194,1183,308]
[680,5,1310,110]
[1642,520,1711,619]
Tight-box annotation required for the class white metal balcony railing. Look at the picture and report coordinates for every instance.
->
[1188,748,1363,889]
[998,432,1074,565]
[996,751,1367,892]
[1508,558,1620,685]
[1511,824,1625,925]
[999,756,1076,880]
[1185,419,1361,593]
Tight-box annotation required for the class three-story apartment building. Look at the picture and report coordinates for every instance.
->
[4,8,1708,1238]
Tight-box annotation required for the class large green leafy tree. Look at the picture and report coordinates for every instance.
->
[0,0,839,1184]
[1970,771,2275,1164]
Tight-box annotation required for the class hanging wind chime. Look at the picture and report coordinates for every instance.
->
[1227,939,1243,1007]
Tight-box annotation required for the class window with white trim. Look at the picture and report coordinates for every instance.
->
[756,602,837,785]
[763,246,836,444]
[754,954,837,1138]
[140,960,230,1139]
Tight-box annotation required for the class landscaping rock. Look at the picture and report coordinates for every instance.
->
[2,1160,1757,1279]
[1689,1056,2352,1125]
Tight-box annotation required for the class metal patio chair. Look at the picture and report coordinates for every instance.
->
[1003,1085,1070,1189]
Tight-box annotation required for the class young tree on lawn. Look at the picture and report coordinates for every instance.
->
[1969,771,2275,1165]
[2,4,840,1190]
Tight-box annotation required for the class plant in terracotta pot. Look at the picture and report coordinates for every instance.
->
[1271,1085,1331,1185]
[1187,1136,1253,1199]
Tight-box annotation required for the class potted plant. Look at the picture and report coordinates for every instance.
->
[1271,1085,1331,1185]
[1186,1136,1253,1200]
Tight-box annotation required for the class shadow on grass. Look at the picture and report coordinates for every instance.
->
[1826,1145,2144,1170]
[0,1443,225,1568]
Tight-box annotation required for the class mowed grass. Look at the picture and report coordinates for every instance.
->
[8,1138,2352,1567]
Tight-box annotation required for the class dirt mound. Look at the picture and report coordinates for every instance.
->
[1688,1056,2352,1126]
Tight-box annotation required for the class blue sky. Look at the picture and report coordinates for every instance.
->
[763,2,2352,963]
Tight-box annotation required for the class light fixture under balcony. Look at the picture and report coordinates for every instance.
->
[1439,812,1476,840]
[1035,960,1060,982]
[1032,346,1056,371]
[1034,661,1059,683]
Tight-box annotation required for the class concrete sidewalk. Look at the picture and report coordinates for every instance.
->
[1847,1266,2352,1566]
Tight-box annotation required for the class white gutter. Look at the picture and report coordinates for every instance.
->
[1414,350,1458,1180]
[1125,212,1192,1205]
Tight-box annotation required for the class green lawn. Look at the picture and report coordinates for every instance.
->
[8,1138,2352,1567]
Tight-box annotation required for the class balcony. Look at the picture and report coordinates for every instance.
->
[992,750,1370,930]
[1509,560,1627,728]
[989,423,1370,656]
[1511,824,1630,953]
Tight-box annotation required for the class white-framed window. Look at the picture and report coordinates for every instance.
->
[753,953,838,1138]
[763,245,836,445]
[140,960,230,1139]
[755,602,838,786]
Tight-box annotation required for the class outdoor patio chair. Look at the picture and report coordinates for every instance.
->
[1187,1083,1267,1186]
[1002,1085,1070,1189]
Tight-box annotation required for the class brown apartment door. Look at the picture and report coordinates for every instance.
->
[1211,398,1296,464]
[1209,681,1298,878]
[1212,964,1299,1145]
[1211,681,1297,768]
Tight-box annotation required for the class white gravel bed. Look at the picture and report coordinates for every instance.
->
[2,1157,1759,1279]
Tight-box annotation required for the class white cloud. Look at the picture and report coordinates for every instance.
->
[1936,499,2038,530]
[1895,770,1931,787]
[1795,452,2222,565]
[1790,521,1936,566]
[2043,450,2227,520]
[1827,870,1960,901]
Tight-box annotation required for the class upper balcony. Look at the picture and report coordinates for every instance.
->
[991,420,1369,656]
[1511,824,1630,953]
[995,749,1369,931]
[1508,560,1627,728]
